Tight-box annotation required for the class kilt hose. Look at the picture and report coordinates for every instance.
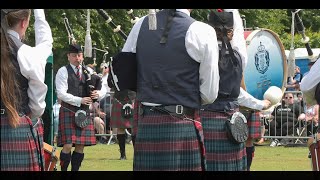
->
[57,104,96,147]
[200,110,247,171]
[110,98,134,129]
[133,106,204,171]
[241,110,261,139]
[1,115,45,171]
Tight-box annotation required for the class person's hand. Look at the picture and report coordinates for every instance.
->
[262,99,271,110]
[81,97,93,105]
[90,90,99,100]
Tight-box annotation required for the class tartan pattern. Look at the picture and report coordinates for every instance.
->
[57,104,96,147]
[133,107,203,171]
[241,110,261,139]
[1,115,44,171]
[200,110,247,171]
[132,99,140,136]
[109,97,134,128]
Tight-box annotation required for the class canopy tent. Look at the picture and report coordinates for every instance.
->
[285,48,320,75]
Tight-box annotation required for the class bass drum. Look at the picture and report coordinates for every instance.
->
[241,29,287,100]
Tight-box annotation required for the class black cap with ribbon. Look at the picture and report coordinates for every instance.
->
[208,9,234,30]
[68,43,83,53]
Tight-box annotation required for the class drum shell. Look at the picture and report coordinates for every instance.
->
[241,29,287,101]
[43,142,59,171]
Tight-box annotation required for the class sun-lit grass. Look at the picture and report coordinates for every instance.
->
[52,141,312,171]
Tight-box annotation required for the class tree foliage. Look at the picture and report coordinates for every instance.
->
[25,9,320,74]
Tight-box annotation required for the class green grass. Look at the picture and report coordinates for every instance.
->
[52,142,312,171]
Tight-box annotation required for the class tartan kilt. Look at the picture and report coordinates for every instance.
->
[132,99,140,136]
[1,115,44,171]
[57,105,96,147]
[109,97,134,129]
[133,107,203,171]
[200,110,247,171]
[241,110,261,139]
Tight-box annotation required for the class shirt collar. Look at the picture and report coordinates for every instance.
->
[7,29,20,40]
[70,64,81,70]
[176,9,190,16]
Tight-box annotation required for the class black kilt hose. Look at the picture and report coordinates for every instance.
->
[200,109,247,171]
[57,103,96,147]
[133,106,204,171]
[1,115,45,171]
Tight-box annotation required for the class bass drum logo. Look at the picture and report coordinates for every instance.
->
[254,42,270,74]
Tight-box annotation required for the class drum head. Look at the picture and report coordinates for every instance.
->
[243,29,287,100]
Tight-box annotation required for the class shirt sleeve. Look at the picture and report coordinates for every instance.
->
[122,16,146,53]
[300,59,320,105]
[185,21,220,105]
[17,9,53,118]
[238,87,265,110]
[55,67,82,107]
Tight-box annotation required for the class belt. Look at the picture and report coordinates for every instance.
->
[142,105,195,118]
[1,108,31,118]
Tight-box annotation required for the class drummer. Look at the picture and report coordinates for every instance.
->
[202,9,271,171]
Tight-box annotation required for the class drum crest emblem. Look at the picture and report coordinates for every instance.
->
[254,42,270,74]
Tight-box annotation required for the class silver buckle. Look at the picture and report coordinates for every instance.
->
[176,105,183,115]
[0,109,5,115]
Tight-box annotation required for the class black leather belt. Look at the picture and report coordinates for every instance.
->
[142,105,195,118]
[1,108,28,116]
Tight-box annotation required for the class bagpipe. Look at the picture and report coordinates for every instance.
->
[289,9,319,171]
[95,9,138,94]
[95,9,142,118]
[63,11,105,128]
[63,11,103,97]
[287,9,315,77]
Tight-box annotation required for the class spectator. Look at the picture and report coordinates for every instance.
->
[53,99,61,144]
[268,92,306,147]
[286,66,302,91]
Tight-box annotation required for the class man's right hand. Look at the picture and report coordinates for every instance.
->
[81,97,93,105]
[262,99,271,110]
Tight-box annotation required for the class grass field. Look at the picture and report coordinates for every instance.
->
[52,140,313,171]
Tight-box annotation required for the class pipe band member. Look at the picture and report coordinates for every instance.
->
[1,9,53,171]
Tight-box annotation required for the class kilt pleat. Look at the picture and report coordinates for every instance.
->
[241,110,261,139]
[1,115,44,171]
[110,98,134,129]
[200,110,247,171]
[57,105,96,147]
[133,107,203,171]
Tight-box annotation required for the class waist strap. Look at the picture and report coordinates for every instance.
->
[142,105,195,117]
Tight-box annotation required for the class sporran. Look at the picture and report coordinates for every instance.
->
[74,110,91,128]
[225,111,248,143]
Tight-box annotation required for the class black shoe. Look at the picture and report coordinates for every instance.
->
[120,155,127,160]
[99,137,108,144]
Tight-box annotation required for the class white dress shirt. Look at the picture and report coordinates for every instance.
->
[101,73,111,97]
[300,58,320,105]
[9,9,53,119]
[122,9,220,105]
[55,64,106,107]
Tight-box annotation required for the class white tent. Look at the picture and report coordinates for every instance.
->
[285,48,320,60]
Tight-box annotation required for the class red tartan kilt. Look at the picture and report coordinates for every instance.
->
[57,105,96,147]
[109,98,134,129]
[242,110,261,139]
[1,115,44,171]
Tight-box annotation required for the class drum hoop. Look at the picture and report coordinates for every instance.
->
[243,28,287,100]
[43,142,59,160]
